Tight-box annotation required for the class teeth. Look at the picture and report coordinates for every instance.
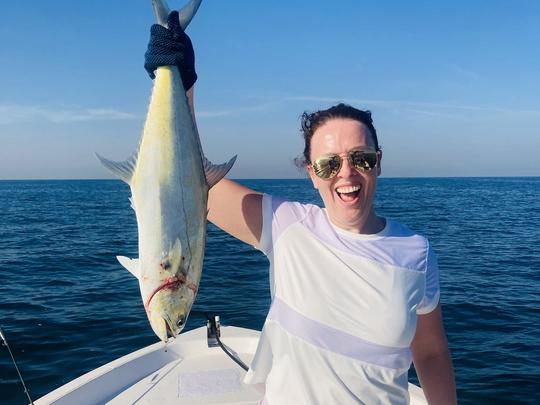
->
[336,185,360,194]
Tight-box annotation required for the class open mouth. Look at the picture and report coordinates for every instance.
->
[165,321,174,337]
[164,313,186,338]
[336,185,361,203]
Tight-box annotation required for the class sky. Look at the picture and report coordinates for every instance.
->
[1,0,539,179]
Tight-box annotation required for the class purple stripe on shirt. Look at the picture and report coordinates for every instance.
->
[267,297,412,370]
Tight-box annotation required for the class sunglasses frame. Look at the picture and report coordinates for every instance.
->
[311,148,381,180]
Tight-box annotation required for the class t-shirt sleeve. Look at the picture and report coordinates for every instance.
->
[258,194,310,256]
[416,243,441,315]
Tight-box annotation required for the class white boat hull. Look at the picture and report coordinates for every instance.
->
[36,325,427,404]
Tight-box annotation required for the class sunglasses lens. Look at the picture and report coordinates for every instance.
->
[313,155,341,179]
[350,151,377,172]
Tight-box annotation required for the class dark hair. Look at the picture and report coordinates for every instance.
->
[296,103,379,167]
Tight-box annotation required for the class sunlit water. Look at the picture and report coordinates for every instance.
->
[1,178,539,404]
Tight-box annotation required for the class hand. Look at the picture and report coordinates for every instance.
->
[144,10,197,90]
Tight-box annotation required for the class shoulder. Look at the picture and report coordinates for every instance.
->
[384,218,423,238]
[263,194,320,225]
[385,219,429,246]
[380,219,432,271]
[259,194,323,254]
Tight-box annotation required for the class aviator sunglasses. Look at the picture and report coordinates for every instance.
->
[311,148,380,179]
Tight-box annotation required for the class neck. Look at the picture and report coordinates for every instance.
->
[361,214,386,234]
[331,210,386,235]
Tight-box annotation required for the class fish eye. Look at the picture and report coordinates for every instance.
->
[176,315,185,328]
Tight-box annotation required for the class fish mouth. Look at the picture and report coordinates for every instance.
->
[164,313,186,338]
[145,277,196,342]
[149,310,187,342]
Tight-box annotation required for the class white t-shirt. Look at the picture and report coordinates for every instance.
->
[244,195,440,404]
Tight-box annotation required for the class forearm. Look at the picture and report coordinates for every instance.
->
[414,348,456,405]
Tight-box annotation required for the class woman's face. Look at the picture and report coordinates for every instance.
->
[307,118,382,233]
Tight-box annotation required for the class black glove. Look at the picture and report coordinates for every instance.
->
[144,10,197,90]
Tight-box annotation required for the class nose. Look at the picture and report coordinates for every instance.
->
[337,155,356,178]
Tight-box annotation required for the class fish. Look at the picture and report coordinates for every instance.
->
[96,0,235,342]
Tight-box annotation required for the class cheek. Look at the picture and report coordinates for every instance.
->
[318,182,335,199]
[363,176,377,195]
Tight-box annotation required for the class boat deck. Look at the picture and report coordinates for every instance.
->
[108,330,262,404]
[36,325,427,404]
[36,326,262,405]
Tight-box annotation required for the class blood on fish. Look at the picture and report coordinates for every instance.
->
[144,275,188,310]
[159,260,171,270]
[186,283,197,295]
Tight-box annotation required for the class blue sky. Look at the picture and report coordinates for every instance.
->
[1,0,539,179]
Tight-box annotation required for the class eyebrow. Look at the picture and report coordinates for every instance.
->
[349,146,377,151]
[334,147,378,154]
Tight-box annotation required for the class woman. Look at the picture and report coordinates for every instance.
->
[145,13,456,404]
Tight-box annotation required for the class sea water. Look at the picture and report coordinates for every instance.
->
[1,178,539,404]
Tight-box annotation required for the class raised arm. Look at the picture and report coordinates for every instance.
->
[145,10,265,248]
[207,178,263,247]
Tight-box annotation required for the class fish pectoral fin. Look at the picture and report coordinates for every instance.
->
[203,154,237,189]
[117,256,140,279]
[95,151,138,185]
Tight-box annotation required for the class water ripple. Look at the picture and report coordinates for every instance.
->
[0,178,539,404]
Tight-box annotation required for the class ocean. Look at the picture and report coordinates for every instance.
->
[1,178,539,404]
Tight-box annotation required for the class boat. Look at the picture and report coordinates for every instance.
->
[35,318,428,404]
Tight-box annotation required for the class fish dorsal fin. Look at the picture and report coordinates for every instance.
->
[203,155,237,189]
[117,256,140,279]
[95,151,138,185]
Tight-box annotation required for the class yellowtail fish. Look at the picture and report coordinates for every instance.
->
[97,0,235,342]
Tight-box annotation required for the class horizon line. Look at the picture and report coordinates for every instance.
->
[1,175,539,182]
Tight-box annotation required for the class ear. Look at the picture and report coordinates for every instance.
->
[306,164,319,189]
[376,150,383,177]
